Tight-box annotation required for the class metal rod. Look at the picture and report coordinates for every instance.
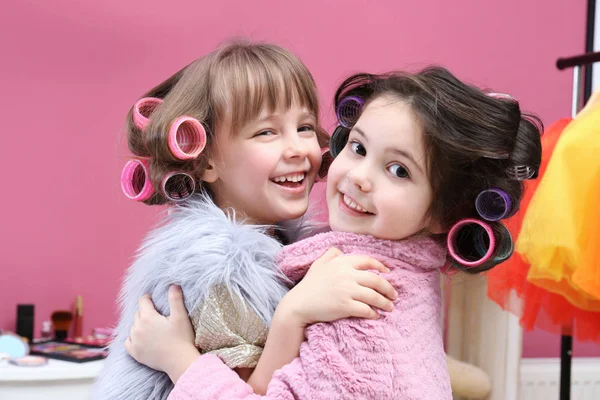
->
[560,332,573,400]
[572,67,581,118]
[557,51,600,70]
[584,0,596,100]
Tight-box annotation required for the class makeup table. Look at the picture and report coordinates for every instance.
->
[0,358,104,399]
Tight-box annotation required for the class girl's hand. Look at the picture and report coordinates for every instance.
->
[279,248,398,327]
[125,285,199,383]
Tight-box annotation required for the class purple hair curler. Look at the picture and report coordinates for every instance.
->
[133,97,164,131]
[162,172,196,202]
[121,159,154,201]
[168,116,207,160]
[336,96,364,128]
[447,219,496,267]
[475,189,512,221]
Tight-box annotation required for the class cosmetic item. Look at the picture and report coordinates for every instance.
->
[50,311,73,340]
[9,355,48,367]
[92,327,114,338]
[73,295,83,337]
[64,335,111,348]
[0,333,30,358]
[0,352,10,367]
[29,341,107,363]
[41,321,53,339]
[16,304,34,343]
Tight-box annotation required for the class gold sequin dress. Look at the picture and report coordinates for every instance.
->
[191,285,269,368]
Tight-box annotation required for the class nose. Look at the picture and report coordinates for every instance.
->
[346,161,372,192]
[282,131,309,160]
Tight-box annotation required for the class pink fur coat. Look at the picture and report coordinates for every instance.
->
[168,231,451,400]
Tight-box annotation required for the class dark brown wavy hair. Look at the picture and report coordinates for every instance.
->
[333,66,543,272]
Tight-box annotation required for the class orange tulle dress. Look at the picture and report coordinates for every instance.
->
[487,113,600,342]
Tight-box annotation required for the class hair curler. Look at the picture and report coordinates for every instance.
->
[133,97,164,130]
[336,96,364,128]
[121,159,154,201]
[475,188,512,221]
[162,172,196,202]
[167,116,207,160]
[447,219,496,267]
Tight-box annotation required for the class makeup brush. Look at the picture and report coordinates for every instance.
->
[73,296,83,337]
[51,311,73,340]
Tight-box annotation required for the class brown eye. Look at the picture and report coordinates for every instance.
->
[388,164,409,179]
[298,125,315,132]
[350,141,366,156]
[254,130,275,137]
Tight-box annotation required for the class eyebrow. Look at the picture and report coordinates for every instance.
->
[255,111,316,124]
[255,114,277,124]
[353,126,425,174]
[354,126,369,142]
[299,112,317,121]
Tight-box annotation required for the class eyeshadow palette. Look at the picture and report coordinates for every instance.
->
[63,335,112,348]
[29,341,108,363]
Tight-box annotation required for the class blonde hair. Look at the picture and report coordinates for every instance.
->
[126,40,328,204]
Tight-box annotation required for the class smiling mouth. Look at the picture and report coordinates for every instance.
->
[342,193,373,214]
[270,172,306,188]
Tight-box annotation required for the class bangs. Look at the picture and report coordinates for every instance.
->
[211,45,320,134]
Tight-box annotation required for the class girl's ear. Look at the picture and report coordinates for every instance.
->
[200,160,219,183]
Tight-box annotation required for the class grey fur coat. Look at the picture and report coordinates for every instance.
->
[91,196,290,399]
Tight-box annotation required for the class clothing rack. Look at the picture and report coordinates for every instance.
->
[555,51,598,400]
[556,51,600,70]
[553,4,597,400]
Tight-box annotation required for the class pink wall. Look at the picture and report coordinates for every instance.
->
[523,327,600,358]
[1,0,596,357]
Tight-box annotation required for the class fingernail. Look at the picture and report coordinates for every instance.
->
[387,303,394,312]
[169,285,180,293]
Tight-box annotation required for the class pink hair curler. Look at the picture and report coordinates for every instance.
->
[447,219,496,267]
[162,172,196,202]
[475,188,512,221]
[336,96,364,128]
[121,159,155,201]
[133,97,164,131]
[487,92,517,102]
[168,116,207,160]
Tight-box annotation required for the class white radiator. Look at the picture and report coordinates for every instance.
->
[519,358,600,399]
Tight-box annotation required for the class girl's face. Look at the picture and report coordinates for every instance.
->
[326,95,435,240]
[204,103,322,225]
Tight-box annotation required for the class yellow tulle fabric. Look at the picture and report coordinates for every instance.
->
[517,107,600,311]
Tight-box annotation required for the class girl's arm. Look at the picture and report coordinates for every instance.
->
[126,250,397,397]
[245,249,395,394]
[125,288,258,385]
